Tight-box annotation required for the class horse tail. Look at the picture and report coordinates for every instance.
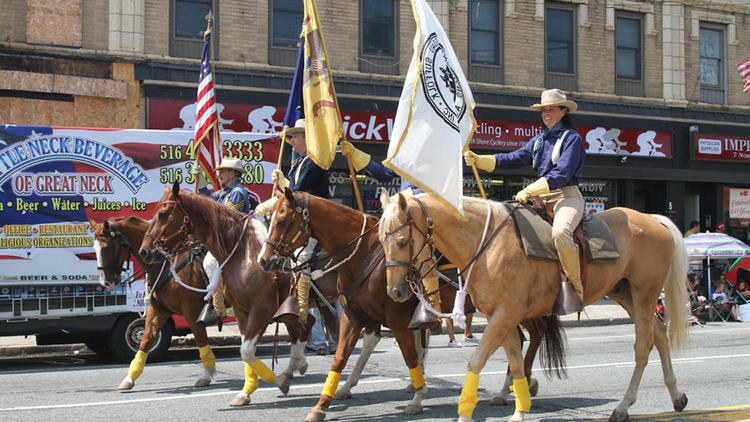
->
[652,214,689,350]
[538,315,567,379]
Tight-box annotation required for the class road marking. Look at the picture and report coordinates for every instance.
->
[587,404,750,421]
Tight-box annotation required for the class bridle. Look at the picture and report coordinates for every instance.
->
[145,198,194,259]
[263,192,311,265]
[382,197,436,288]
[95,221,147,285]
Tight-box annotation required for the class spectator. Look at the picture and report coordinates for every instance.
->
[714,222,726,233]
[686,273,706,323]
[307,301,343,355]
[712,280,739,321]
[733,280,750,304]
[683,220,700,237]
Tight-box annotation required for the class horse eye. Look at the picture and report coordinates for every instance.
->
[398,238,408,248]
[158,212,168,221]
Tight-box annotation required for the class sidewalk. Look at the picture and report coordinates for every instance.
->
[0,298,632,357]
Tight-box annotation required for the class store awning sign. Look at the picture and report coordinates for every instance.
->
[695,133,750,162]
[730,188,750,219]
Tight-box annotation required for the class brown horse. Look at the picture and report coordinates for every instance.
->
[257,189,565,421]
[91,216,217,390]
[379,193,690,422]
[138,183,310,407]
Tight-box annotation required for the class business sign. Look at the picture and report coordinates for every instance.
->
[147,98,673,157]
[729,188,750,219]
[695,133,750,162]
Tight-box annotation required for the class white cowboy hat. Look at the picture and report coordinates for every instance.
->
[215,157,244,173]
[531,89,578,112]
[285,118,306,135]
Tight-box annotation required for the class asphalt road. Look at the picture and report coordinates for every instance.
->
[1,323,749,421]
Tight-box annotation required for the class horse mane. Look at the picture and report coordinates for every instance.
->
[309,193,379,227]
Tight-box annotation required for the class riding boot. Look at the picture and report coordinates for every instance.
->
[212,289,227,331]
[555,246,584,315]
[409,275,441,331]
[197,301,218,327]
[296,274,312,325]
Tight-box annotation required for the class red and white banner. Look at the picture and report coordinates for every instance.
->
[695,133,750,162]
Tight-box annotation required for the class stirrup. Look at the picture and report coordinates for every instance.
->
[409,300,440,330]
[197,302,218,327]
[554,281,583,316]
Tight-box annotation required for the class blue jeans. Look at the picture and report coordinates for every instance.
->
[307,300,343,351]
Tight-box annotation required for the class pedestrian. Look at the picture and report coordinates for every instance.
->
[684,220,700,237]
[464,88,585,314]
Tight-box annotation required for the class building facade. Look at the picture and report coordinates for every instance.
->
[2,0,750,238]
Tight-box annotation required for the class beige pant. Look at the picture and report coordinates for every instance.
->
[541,185,585,252]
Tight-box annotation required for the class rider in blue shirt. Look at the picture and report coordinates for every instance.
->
[464,89,585,313]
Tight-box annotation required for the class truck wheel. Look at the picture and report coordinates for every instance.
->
[108,314,173,363]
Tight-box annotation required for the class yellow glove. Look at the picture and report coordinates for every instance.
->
[271,169,290,190]
[340,140,371,171]
[463,150,496,173]
[514,177,550,202]
[191,166,208,190]
[254,196,279,217]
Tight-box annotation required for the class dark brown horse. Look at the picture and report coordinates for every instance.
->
[257,189,565,421]
[138,183,312,407]
[91,216,216,390]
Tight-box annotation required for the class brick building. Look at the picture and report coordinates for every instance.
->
[2,0,750,237]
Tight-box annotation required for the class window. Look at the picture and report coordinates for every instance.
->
[469,0,503,84]
[700,23,726,104]
[170,0,217,59]
[359,0,398,75]
[269,0,303,66]
[545,3,576,90]
[615,13,644,96]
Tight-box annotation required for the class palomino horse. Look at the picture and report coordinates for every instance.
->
[91,216,217,389]
[379,193,690,422]
[257,189,566,422]
[138,183,310,406]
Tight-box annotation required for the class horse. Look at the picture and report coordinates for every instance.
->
[257,188,566,422]
[91,216,216,390]
[138,182,310,407]
[379,192,690,422]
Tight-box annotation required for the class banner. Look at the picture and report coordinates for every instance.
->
[695,133,750,162]
[384,0,476,217]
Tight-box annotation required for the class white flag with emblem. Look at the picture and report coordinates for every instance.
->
[383,0,476,217]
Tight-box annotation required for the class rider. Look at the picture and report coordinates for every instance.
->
[254,118,329,330]
[339,140,445,330]
[194,156,258,325]
[464,88,585,314]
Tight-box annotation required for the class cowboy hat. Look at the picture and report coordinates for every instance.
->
[285,118,306,135]
[531,89,578,112]
[215,157,244,173]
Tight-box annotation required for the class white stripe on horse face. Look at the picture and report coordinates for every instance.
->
[257,212,276,263]
[93,239,107,286]
[240,336,259,363]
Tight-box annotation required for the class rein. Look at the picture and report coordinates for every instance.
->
[95,222,147,285]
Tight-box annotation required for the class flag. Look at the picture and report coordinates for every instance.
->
[281,35,305,145]
[383,0,476,217]
[193,31,222,190]
[300,0,343,170]
[738,58,750,93]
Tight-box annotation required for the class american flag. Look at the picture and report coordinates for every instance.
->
[738,58,750,93]
[194,32,222,190]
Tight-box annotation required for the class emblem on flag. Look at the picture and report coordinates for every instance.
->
[420,33,467,131]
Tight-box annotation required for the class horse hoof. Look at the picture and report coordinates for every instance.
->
[304,409,326,422]
[673,393,688,412]
[298,362,309,376]
[509,411,525,422]
[194,377,211,387]
[457,415,474,422]
[117,377,134,390]
[276,374,291,395]
[529,378,538,397]
[490,394,508,406]
[334,388,352,400]
[609,410,629,422]
[404,403,423,415]
[229,393,251,406]
[403,383,415,393]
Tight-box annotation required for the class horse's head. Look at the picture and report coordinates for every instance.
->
[378,190,435,303]
[91,218,132,289]
[258,187,309,271]
[139,181,191,264]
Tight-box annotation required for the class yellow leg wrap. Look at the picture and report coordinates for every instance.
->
[457,371,479,418]
[513,377,532,413]
[242,362,259,394]
[127,350,148,380]
[198,345,216,370]
[322,371,341,398]
[250,358,276,384]
[409,366,425,390]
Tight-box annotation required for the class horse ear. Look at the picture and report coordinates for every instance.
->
[172,180,180,196]
[397,192,408,212]
[284,187,294,203]
[102,220,110,232]
[89,219,98,229]
[379,188,391,209]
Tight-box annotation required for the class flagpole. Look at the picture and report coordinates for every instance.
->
[345,145,364,212]
[471,164,486,199]
[194,14,214,194]
[273,127,288,193]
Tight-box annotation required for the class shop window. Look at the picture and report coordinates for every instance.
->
[170,0,217,59]
[615,12,644,97]
[269,0,303,67]
[699,23,727,104]
[469,0,503,84]
[545,3,577,91]
[359,0,399,75]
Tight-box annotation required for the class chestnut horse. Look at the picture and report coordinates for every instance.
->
[379,193,690,422]
[138,183,310,407]
[91,216,217,390]
[257,189,565,422]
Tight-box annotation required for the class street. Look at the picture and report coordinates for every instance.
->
[1,323,749,421]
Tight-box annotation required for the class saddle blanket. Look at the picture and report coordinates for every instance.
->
[503,203,620,262]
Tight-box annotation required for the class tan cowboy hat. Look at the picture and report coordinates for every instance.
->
[531,89,578,112]
[285,118,306,135]
[215,157,244,173]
